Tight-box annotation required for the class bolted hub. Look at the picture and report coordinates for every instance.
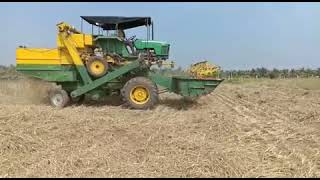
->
[52,94,64,106]
[90,60,106,75]
[130,86,150,105]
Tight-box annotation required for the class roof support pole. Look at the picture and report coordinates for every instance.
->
[81,18,83,33]
[146,18,149,41]
[91,24,93,35]
[152,21,154,40]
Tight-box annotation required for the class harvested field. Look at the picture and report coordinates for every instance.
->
[0,78,319,177]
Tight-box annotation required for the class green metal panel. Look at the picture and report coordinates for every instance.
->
[149,72,224,97]
[134,39,170,58]
[16,64,97,86]
[172,77,224,97]
[70,60,141,97]
[75,65,92,84]
[16,64,75,71]
[95,36,130,57]
[148,73,173,91]
[18,70,77,82]
[16,64,79,82]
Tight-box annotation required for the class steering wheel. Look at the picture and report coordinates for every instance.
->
[127,35,136,41]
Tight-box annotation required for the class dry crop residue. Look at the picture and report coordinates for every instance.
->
[0,78,319,177]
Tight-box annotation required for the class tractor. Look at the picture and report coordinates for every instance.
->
[16,16,224,109]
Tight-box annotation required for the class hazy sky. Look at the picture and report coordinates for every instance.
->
[1,2,320,70]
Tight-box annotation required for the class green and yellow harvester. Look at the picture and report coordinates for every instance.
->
[16,16,224,109]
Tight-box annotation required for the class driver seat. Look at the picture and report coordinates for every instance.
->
[124,39,137,55]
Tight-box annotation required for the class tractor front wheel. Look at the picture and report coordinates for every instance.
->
[48,89,70,108]
[121,77,159,110]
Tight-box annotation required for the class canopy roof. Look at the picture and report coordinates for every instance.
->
[81,16,152,30]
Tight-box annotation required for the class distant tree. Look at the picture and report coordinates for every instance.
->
[268,68,280,79]
[255,67,268,78]
[317,68,320,77]
[250,68,257,78]
[281,69,289,78]
[289,69,296,78]
[305,68,314,77]
[298,67,306,78]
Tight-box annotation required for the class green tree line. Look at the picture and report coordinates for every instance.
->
[1,64,320,79]
[153,66,320,79]
[220,67,320,79]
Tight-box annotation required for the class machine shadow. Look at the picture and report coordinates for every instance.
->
[158,97,200,110]
[80,96,124,107]
[74,96,200,110]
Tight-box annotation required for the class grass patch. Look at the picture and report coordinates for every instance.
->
[291,78,320,90]
[224,78,270,84]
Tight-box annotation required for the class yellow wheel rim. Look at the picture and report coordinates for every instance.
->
[90,60,105,75]
[130,86,150,105]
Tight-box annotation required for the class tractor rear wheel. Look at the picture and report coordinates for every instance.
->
[86,56,108,78]
[121,77,159,110]
[48,89,70,108]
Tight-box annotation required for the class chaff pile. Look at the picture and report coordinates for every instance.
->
[187,60,220,78]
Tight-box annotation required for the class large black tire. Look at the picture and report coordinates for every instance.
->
[48,89,70,108]
[121,77,159,110]
[86,56,108,78]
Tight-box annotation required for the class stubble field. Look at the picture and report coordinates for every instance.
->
[0,77,319,177]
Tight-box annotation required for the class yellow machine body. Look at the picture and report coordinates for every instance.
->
[57,34,93,49]
[16,32,93,66]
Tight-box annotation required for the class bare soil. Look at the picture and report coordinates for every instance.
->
[0,78,319,177]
